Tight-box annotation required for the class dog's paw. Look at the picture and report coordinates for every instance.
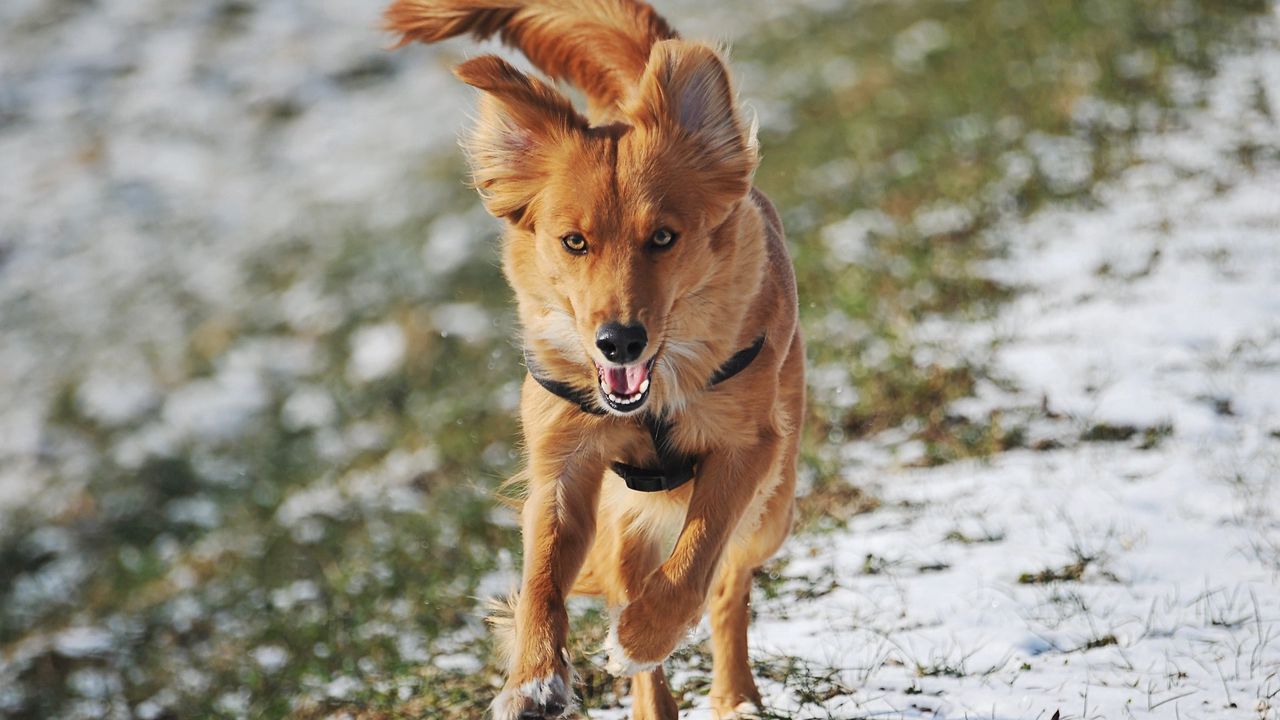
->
[489,672,574,720]
[713,701,762,719]
[603,619,661,677]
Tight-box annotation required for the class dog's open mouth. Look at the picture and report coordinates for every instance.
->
[596,356,655,413]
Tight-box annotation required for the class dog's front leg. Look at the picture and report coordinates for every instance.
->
[492,432,604,720]
[605,431,780,674]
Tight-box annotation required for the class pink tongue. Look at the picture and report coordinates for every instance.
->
[604,364,648,395]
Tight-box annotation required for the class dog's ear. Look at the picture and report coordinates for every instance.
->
[630,41,758,199]
[454,55,587,221]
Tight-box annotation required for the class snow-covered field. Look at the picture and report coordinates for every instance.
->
[614,27,1280,720]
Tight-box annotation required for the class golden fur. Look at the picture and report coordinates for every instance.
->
[385,2,805,718]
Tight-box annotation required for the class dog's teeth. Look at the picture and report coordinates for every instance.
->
[602,377,654,408]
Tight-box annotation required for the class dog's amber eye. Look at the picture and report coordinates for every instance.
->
[561,233,588,255]
[649,228,677,249]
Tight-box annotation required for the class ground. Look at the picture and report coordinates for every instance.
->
[0,0,1277,719]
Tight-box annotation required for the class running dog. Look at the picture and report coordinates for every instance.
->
[384,2,804,717]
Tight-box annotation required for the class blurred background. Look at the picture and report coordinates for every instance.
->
[1,0,1275,718]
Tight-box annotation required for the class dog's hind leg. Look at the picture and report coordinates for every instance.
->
[630,666,680,720]
[709,332,805,717]
[707,548,764,718]
[709,444,799,717]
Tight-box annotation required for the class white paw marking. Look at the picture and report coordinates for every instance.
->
[603,619,660,677]
[489,672,574,720]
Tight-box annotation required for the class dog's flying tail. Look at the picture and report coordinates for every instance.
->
[384,0,677,115]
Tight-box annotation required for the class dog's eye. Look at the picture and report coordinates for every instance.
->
[561,233,588,255]
[649,228,677,249]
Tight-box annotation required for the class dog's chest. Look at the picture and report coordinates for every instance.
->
[598,469,689,552]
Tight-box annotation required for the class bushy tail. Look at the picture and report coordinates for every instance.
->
[483,593,519,667]
[384,0,678,114]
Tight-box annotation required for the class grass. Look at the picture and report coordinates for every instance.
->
[1019,558,1093,585]
[0,0,1273,717]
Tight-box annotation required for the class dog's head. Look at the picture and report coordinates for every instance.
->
[453,41,758,415]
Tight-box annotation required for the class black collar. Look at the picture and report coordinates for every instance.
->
[708,334,765,386]
[524,351,609,416]
[524,335,765,492]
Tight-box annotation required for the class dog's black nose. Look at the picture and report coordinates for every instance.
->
[595,322,647,364]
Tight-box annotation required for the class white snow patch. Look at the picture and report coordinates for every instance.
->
[162,364,268,442]
[164,497,221,529]
[423,213,479,275]
[347,322,406,382]
[251,645,290,673]
[821,209,896,265]
[53,627,114,658]
[913,201,974,238]
[432,302,494,344]
[325,675,363,701]
[75,357,159,427]
[280,385,338,431]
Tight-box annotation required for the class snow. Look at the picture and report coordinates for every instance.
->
[53,627,115,659]
[743,443,1278,719]
[432,302,495,344]
[0,0,469,522]
[594,20,1280,720]
[162,366,269,442]
[348,322,407,383]
[325,675,364,701]
[424,213,482,277]
[75,355,161,427]
[281,385,339,431]
[822,209,897,265]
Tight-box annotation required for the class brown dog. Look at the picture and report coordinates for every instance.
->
[384,2,804,717]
